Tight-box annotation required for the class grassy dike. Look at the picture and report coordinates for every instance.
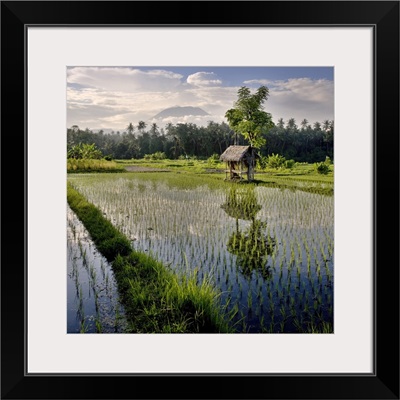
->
[67,182,233,333]
[67,158,125,173]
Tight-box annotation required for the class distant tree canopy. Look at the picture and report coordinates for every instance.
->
[67,116,333,163]
[225,86,275,149]
[262,118,334,162]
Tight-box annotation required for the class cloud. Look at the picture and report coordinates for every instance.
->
[66,68,334,131]
[266,78,334,123]
[243,79,273,86]
[67,67,183,92]
[272,78,333,102]
[243,77,333,104]
[149,113,226,128]
[186,86,238,106]
[187,72,222,87]
[233,77,334,123]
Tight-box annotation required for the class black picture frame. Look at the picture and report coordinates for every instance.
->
[1,1,399,399]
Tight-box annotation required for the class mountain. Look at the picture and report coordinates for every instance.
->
[153,106,209,119]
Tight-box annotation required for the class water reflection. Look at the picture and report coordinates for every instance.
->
[67,206,128,333]
[221,185,276,279]
[69,175,334,333]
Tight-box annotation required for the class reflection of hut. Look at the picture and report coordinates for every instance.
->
[219,145,259,182]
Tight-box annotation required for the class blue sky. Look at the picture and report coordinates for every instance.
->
[144,67,334,86]
[67,66,334,131]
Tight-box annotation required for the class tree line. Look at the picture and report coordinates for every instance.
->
[67,117,333,163]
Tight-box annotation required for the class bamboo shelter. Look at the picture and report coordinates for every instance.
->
[219,145,259,182]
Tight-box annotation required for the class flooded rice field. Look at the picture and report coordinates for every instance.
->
[67,172,334,333]
[67,205,127,333]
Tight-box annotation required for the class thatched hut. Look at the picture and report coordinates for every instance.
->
[219,145,259,182]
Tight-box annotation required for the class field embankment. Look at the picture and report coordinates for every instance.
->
[67,182,233,333]
[117,159,334,196]
[67,157,333,196]
[67,158,125,173]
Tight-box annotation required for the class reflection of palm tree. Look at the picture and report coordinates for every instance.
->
[221,186,275,279]
[227,220,275,279]
[221,186,261,221]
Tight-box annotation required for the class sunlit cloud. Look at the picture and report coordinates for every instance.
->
[243,79,273,86]
[187,72,222,87]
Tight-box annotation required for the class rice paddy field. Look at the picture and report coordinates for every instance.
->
[67,171,334,333]
[67,205,128,333]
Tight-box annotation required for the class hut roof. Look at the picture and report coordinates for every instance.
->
[220,145,259,162]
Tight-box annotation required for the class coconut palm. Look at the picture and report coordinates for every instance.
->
[126,122,134,135]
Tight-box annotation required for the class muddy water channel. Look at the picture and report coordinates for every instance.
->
[68,173,334,333]
[67,205,127,333]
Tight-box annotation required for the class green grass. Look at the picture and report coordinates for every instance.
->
[67,182,233,333]
[67,183,132,261]
[251,175,333,196]
[114,158,333,195]
[112,253,232,333]
[68,156,333,197]
[116,158,225,174]
[67,158,125,173]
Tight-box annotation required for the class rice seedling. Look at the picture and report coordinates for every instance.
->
[247,290,253,309]
[95,317,102,333]
[68,172,333,333]
[89,263,97,283]
[67,204,129,333]
[80,319,89,333]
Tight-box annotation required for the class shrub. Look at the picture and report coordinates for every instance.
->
[284,159,296,169]
[207,153,220,166]
[256,156,267,170]
[314,162,330,174]
[152,151,167,160]
[67,143,103,159]
[266,153,286,169]
[144,152,167,160]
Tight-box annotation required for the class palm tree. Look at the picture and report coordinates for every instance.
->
[170,136,183,159]
[322,119,330,132]
[150,123,159,135]
[126,122,134,135]
[277,118,285,129]
[286,118,298,132]
[137,121,147,134]
[313,121,321,131]
[323,120,334,154]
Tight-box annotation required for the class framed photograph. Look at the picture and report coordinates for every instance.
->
[2,1,399,399]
